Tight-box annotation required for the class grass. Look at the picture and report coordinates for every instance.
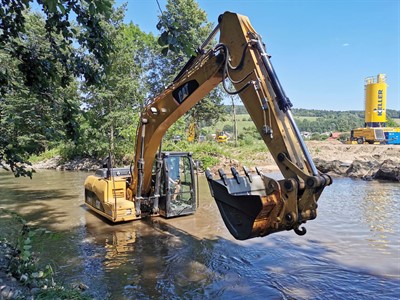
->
[163,138,269,169]
[206,114,319,136]
[227,139,269,165]
[29,148,60,163]
[293,116,319,122]
[163,140,229,169]
[207,114,256,133]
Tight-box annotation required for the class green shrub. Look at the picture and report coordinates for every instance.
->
[240,134,254,146]
[339,133,350,141]
[29,147,60,163]
[162,140,228,170]
[0,209,90,299]
[0,209,54,288]
[222,124,233,133]
[198,155,220,169]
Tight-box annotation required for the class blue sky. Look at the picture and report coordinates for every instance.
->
[118,0,399,111]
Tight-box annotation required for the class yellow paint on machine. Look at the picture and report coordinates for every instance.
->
[365,74,387,125]
[84,175,137,222]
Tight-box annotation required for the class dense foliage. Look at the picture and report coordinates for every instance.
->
[154,0,225,139]
[292,108,400,119]
[0,0,228,177]
[0,0,115,177]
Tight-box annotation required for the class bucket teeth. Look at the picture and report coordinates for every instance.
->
[230,167,240,184]
[243,166,252,182]
[205,168,213,180]
[255,166,262,176]
[218,168,228,186]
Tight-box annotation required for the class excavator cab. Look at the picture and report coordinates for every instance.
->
[155,152,197,218]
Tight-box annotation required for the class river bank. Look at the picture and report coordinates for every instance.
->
[308,140,400,181]
[0,241,32,300]
[0,210,89,300]
[31,140,400,182]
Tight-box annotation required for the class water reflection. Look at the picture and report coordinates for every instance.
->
[0,171,399,299]
[84,217,220,299]
[360,181,399,254]
[104,231,136,268]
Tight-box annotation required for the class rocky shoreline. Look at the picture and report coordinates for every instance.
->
[31,141,400,182]
[309,141,400,182]
[0,242,35,300]
[32,156,102,172]
[313,158,399,181]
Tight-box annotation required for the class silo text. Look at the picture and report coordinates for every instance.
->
[377,90,383,116]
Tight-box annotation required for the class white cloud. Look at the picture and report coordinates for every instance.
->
[342,43,350,47]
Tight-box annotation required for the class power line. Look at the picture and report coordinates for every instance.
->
[155,0,163,15]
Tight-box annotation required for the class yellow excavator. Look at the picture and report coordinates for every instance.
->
[84,12,332,240]
[216,131,228,143]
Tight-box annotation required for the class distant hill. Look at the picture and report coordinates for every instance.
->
[291,108,400,119]
[225,105,400,119]
[223,105,400,133]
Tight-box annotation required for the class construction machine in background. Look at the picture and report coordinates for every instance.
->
[216,131,228,143]
[350,128,386,144]
[84,12,332,240]
[385,129,400,145]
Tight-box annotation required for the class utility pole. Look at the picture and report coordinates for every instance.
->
[231,95,238,147]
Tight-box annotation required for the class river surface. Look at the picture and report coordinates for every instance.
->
[0,170,399,299]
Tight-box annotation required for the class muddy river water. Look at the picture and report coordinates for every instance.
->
[0,170,399,299]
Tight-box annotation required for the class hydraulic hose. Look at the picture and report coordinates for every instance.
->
[252,37,319,176]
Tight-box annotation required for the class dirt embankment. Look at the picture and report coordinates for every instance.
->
[308,140,400,181]
[210,140,400,182]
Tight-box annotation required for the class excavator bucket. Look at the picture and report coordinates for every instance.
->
[206,167,289,240]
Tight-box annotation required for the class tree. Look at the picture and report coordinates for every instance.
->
[0,11,81,177]
[386,117,398,128]
[0,0,115,176]
[79,13,158,161]
[151,0,225,139]
[0,0,114,88]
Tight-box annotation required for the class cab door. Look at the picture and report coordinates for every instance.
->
[159,153,197,217]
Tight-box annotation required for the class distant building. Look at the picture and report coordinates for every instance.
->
[328,132,346,140]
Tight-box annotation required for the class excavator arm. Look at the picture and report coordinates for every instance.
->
[128,46,225,214]
[207,13,332,239]
[128,12,332,239]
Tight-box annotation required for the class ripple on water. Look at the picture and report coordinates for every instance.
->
[1,172,399,299]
